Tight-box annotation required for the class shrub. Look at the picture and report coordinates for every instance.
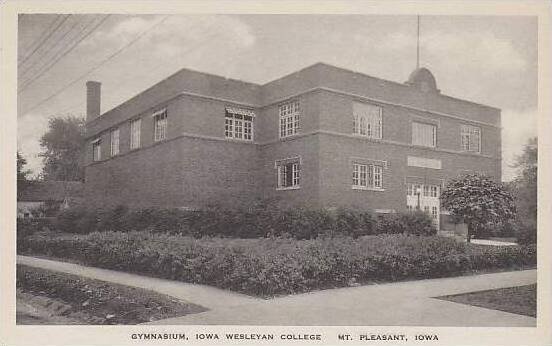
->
[18,231,536,297]
[375,211,436,236]
[53,205,438,239]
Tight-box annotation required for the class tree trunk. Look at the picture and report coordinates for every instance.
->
[466,223,472,243]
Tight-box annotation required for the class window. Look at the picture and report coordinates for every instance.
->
[225,108,254,141]
[352,163,383,190]
[130,118,141,149]
[110,128,120,156]
[92,138,101,161]
[412,122,436,147]
[461,125,481,153]
[153,109,167,142]
[279,101,300,138]
[277,161,300,189]
[431,206,438,220]
[430,185,439,198]
[353,102,382,139]
[423,184,430,197]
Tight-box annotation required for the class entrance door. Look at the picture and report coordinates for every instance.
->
[406,183,440,230]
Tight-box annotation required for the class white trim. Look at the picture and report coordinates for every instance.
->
[91,137,101,144]
[225,106,256,117]
[151,107,167,117]
[276,186,301,191]
[352,186,385,192]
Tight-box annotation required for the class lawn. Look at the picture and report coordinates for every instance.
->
[437,284,536,317]
[16,265,206,324]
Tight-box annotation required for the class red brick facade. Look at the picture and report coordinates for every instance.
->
[84,63,501,222]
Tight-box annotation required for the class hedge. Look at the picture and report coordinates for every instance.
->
[18,231,536,297]
[53,205,436,239]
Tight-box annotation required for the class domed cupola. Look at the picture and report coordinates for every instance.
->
[405,67,440,93]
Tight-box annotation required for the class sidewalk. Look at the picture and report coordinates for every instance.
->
[17,255,537,326]
[17,255,258,310]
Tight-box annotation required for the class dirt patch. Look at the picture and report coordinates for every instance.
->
[17,265,207,325]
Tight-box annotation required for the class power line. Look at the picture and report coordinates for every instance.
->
[59,30,221,116]
[19,15,84,84]
[18,14,71,67]
[18,14,60,64]
[20,15,169,116]
[19,15,111,92]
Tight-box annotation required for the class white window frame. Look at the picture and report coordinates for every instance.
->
[153,108,167,142]
[412,121,437,148]
[353,102,383,139]
[279,100,300,138]
[352,163,384,190]
[225,109,254,141]
[130,118,141,149]
[92,138,101,162]
[110,128,120,156]
[276,159,301,190]
[461,124,481,153]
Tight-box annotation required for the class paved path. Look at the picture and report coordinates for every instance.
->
[17,256,258,310]
[17,255,536,327]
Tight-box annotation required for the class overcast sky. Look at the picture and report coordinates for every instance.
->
[17,14,537,181]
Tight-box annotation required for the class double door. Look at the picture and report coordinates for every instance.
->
[406,183,440,230]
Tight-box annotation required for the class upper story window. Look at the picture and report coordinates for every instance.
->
[276,158,300,189]
[412,121,436,148]
[225,107,254,141]
[461,124,481,153]
[92,138,101,162]
[279,101,300,138]
[353,102,382,139]
[130,118,141,149]
[352,162,383,190]
[153,108,167,142]
[110,128,120,156]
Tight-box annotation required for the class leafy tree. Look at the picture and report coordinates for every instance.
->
[17,151,31,182]
[441,174,516,243]
[510,137,537,243]
[39,116,86,181]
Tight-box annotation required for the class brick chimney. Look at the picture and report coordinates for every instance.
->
[86,81,101,121]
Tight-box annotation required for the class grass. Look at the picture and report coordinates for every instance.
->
[437,284,536,317]
[16,265,207,324]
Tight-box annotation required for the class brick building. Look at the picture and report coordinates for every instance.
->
[84,63,501,230]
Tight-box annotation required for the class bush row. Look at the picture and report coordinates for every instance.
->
[18,231,536,297]
[54,205,436,239]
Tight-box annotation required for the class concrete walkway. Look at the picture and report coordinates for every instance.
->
[17,255,536,327]
[17,256,258,310]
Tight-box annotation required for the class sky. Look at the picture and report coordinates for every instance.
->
[17,14,537,181]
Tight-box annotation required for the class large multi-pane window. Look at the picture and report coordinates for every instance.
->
[130,118,141,149]
[461,125,481,153]
[110,128,120,156]
[277,161,300,189]
[225,108,254,141]
[352,163,383,189]
[412,121,436,147]
[279,101,300,138]
[92,138,101,162]
[352,102,382,139]
[407,183,439,197]
[153,109,167,142]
